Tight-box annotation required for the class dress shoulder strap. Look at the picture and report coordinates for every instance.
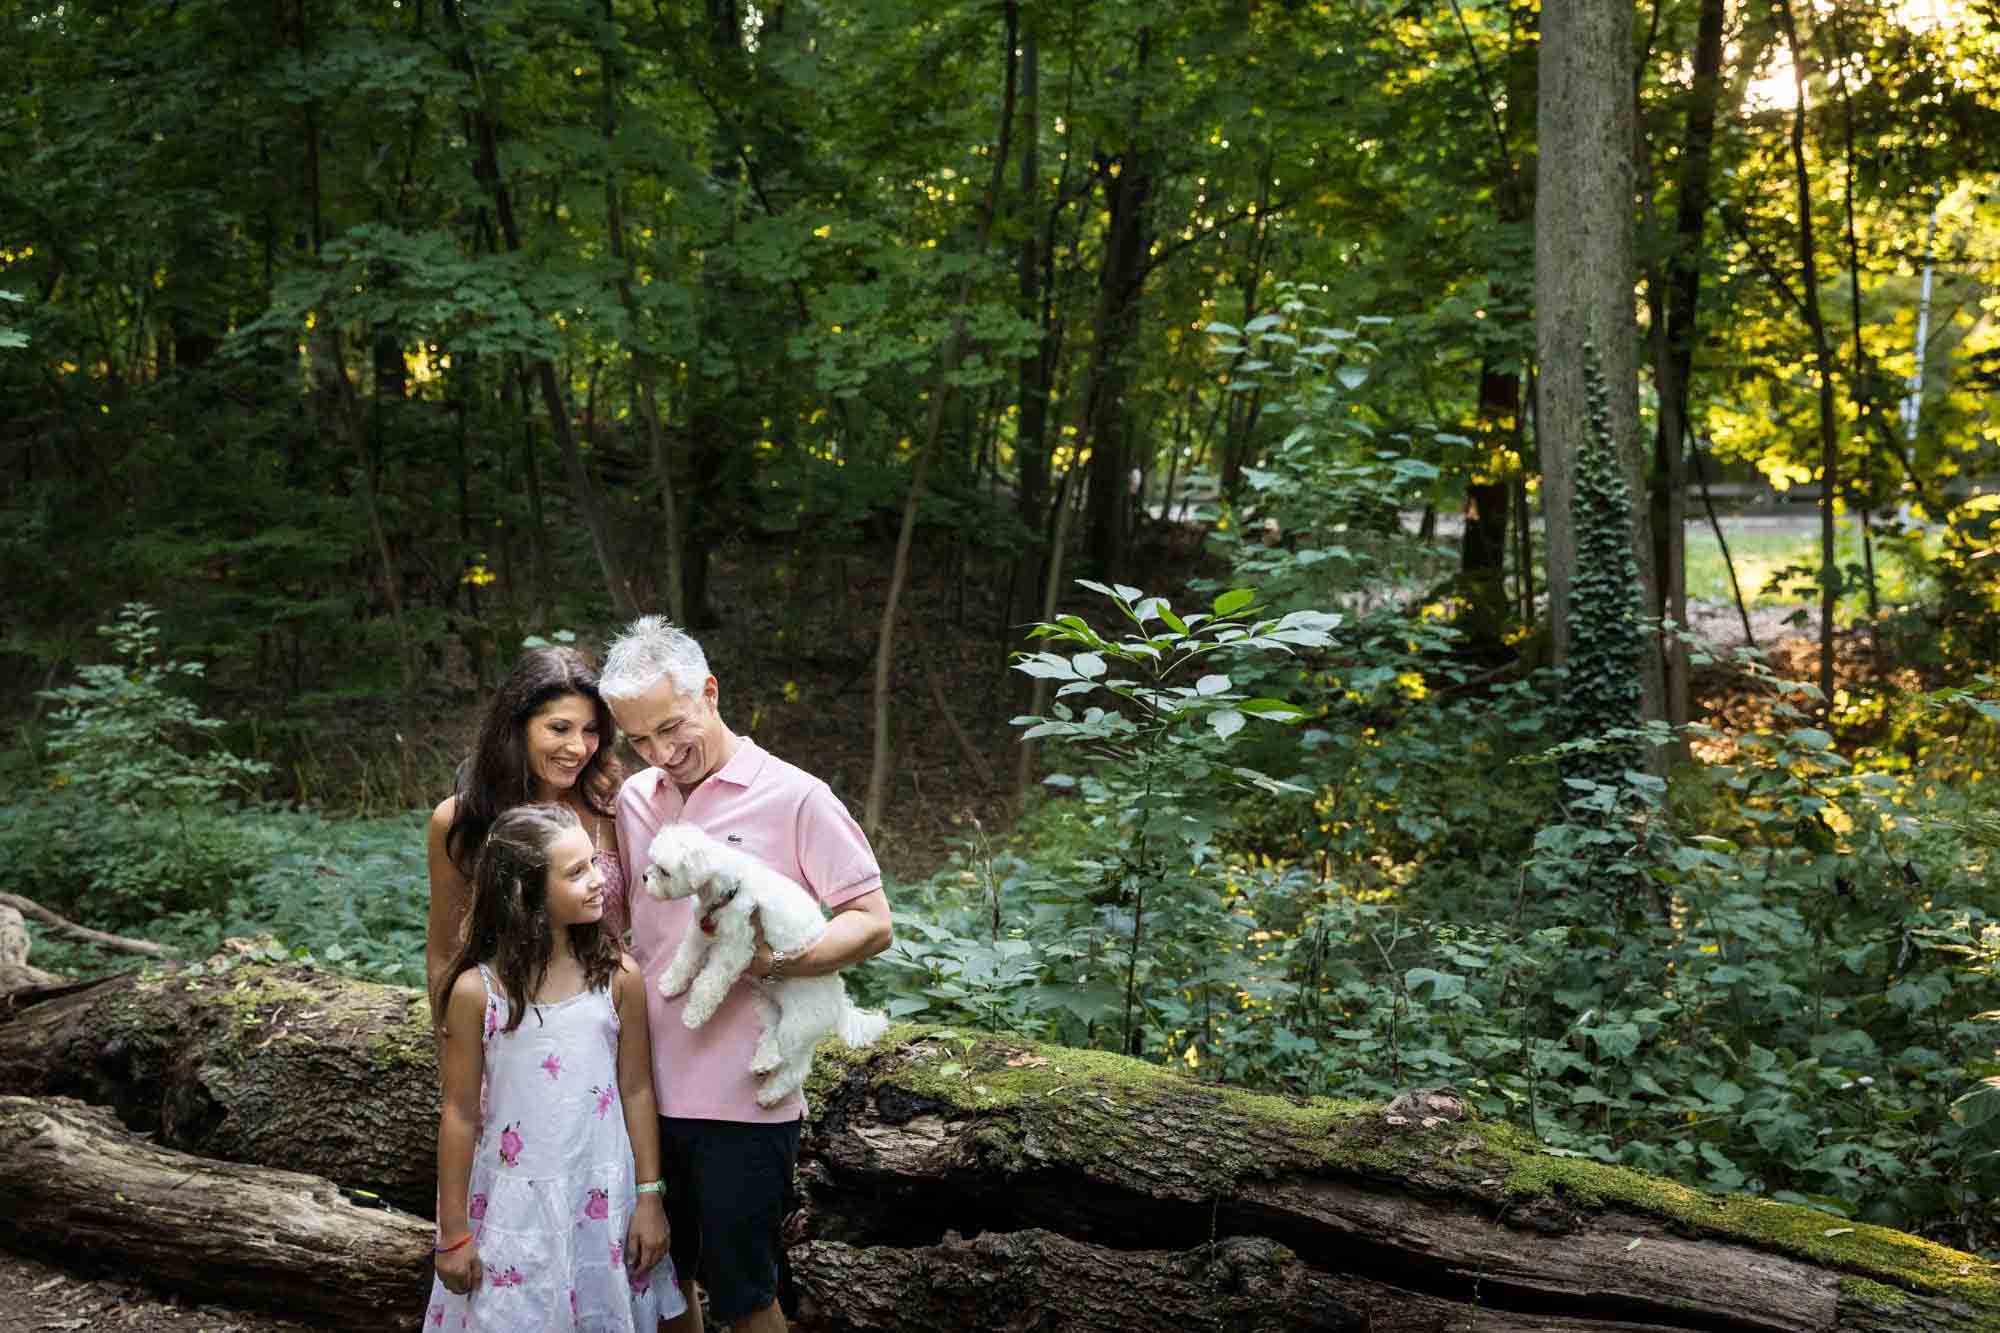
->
[473,963,506,1039]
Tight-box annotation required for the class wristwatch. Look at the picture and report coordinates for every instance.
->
[766,948,790,982]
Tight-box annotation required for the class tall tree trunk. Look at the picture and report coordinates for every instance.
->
[1534,0,1657,724]
[674,0,758,630]
[1080,30,1154,582]
[1015,26,1049,535]
[1458,366,1519,653]
[1830,11,1880,646]
[297,0,414,688]
[1776,0,1840,714]
[508,362,551,620]
[438,0,636,619]
[1216,163,1274,499]
[600,0,685,623]
[1649,0,1728,741]
[1016,465,1082,802]
[861,1,1020,839]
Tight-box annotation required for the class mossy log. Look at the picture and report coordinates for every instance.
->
[0,1095,431,1325]
[0,953,440,1213]
[5,958,2000,1331]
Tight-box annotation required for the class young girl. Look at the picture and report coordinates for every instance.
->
[426,646,628,1024]
[425,804,686,1332]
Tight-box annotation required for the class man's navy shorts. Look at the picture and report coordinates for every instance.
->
[658,1115,802,1323]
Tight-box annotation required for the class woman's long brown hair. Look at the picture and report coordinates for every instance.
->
[433,804,621,1034]
[445,646,622,881]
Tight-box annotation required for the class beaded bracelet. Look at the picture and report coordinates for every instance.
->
[434,1233,474,1255]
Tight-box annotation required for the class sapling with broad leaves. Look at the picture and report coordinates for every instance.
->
[1011,579,1338,1055]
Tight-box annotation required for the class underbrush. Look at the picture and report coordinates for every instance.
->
[864,576,2000,1248]
[13,807,428,987]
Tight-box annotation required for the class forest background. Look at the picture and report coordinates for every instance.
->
[7,0,2000,1267]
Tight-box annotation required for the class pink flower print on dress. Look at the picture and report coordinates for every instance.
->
[468,1192,487,1221]
[628,1266,652,1296]
[609,1240,623,1268]
[489,1266,525,1289]
[591,1084,615,1119]
[579,1187,609,1224]
[498,1122,523,1167]
[428,1305,444,1327]
[570,1289,578,1321]
[483,1001,498,1040]
[540,1052,563,1080]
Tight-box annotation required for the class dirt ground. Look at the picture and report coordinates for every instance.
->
[0,1252,312,1333]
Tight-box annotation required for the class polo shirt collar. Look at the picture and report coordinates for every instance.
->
[711,735,767,788]
[639,735,767,810]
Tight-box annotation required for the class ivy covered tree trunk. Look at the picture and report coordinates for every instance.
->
[5,959,1998,1331]
[1534,0,1660,734]
[1559,343,1648,790]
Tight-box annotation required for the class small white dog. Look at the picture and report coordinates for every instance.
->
[642,822,889,1106]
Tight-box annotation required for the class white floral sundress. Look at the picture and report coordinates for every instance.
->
[422,965,684,1332]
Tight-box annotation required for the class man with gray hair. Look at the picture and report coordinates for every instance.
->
[599,615,892,1333]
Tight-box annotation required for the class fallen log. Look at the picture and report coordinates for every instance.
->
[4,957,1998,1331]
[0,950,439,1213]
[789,1037,2000,1332]
[0,891,175,958]
[0,902,65,993]
[0,1095,430,1325]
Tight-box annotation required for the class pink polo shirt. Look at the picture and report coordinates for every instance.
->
[615,737,883,1123]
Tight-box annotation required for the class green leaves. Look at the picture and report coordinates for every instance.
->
[0,289,25,350]
[36,604,272,813]
[1213,588,1256,617]
[1949,1079,2000,1138]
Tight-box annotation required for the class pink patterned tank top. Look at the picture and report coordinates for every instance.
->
[593,849,631,943]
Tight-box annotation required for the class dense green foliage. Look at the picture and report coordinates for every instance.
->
[6,1,1997,692]
[10,0,2000,1270]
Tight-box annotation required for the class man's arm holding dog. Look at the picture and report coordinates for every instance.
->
[751,889,891,979]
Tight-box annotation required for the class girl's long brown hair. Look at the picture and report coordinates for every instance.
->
[444,646,622,881]
[434,804,621,1034]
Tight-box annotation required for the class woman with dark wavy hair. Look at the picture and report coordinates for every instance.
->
[425,646,626,1018]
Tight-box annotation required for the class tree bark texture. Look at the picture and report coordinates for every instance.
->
[0,1095,431,1325]
[1080,29,1155,583]
[438,0,637,620]
[0,904,63,994]
[0,958,441,1214]
[1775,0,1842,714]
[1458,367,1521,653]
[1650,0,1729,737]
[5,960,1998,1331]
[1534,0,1660,734]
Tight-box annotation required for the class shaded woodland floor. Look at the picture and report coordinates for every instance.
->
[0,1250,311,1333]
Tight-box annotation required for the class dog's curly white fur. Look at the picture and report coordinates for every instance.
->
[642,822,889,1106]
